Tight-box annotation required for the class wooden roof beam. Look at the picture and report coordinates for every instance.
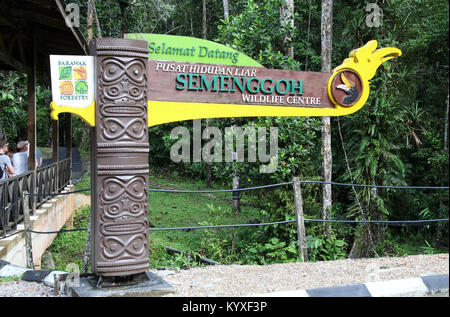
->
[9,7,68,30]
[0,10,14,27]
[0,50,30,73]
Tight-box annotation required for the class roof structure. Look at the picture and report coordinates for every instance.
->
[0,0,87,194]
[0,0,88,75]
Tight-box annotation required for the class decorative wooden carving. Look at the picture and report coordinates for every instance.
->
[90,38,149,276]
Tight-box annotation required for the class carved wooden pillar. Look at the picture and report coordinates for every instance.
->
[90,38,149,276]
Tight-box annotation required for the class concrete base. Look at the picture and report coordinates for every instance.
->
[68,272,175,297]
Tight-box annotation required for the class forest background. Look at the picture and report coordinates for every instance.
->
[0,0,448,264]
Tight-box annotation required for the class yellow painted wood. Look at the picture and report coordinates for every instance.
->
[327,40,402,110]
[50,101,96,127]
[147,100,360,127]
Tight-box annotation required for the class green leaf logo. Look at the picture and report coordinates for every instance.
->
[59,66,72,80]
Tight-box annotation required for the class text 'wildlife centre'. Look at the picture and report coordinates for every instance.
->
[154,61,325,106]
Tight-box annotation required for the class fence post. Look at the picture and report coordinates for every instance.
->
[31,169,37,216]
[54,162,59,195]
[22,191,34,269]
[232,175,241,213]
[293,177,308,262]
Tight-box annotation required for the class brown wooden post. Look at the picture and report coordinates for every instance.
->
[293,177,308,262]
[65,113,72,183]
[232,175,240,213]
[52,120,59,193]
[23,191,34,269]
[27,31,36,215]
[90,38,150,277]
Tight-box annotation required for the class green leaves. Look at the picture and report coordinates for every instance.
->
[59,66,72,80]
[0,92,15,101]
[305,231,347,261]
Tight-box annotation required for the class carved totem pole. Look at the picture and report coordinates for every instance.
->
[90,38,149,276]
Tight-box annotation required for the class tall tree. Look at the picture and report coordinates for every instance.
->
[202,0,207,39]
[223,0,229,19]
[320,0,333,237]
[280,0,294,59]
[202,0,212,187]
[438,93,449,241]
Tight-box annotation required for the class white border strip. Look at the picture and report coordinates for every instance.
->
[365,278,429,297]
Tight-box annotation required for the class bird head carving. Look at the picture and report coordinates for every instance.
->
[328,40,401,111]
[336,72,355,92]
[343,40,402,81]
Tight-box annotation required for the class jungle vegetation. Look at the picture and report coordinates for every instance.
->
[1,0,448,265]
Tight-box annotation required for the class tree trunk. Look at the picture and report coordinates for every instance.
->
[202,0,207,40]
[87,0,93,44]
[305,0,312,70]
[437,93,449,243]
[321,0,333,237]
[444,93,449,151]
[280,0,294,59]
[202,0,212,187]
[119,2,127,38]
[223,0,229,19]
[93,0,102,38]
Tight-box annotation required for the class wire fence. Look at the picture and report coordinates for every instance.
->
[1,179,447,241]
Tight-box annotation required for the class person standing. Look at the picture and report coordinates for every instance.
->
[0,139,14,180]
[12,140,29,176]
[36,147,43,168]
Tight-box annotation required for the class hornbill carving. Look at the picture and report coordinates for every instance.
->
[336,72,359,105]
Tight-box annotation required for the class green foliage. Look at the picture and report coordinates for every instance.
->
[0,276,22,283]
[217,0,299,70]
[0,71,53,147]
[306,229,348,262]
[0,71,28,143]
[48,205,90,271]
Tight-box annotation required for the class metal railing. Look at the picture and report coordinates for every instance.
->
[0,158,71,236]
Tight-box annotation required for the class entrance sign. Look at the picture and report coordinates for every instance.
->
[147,60,335,126]
[47,34,401,279]
[143,38,401,126]
[49,36,401,127]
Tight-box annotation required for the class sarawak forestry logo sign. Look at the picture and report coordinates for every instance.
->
[49,55,95,126]
[50,55,94,107]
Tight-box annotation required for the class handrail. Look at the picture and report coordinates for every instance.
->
[0,158,71,235]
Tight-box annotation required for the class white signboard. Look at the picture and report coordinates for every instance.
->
[50,55,94,108]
